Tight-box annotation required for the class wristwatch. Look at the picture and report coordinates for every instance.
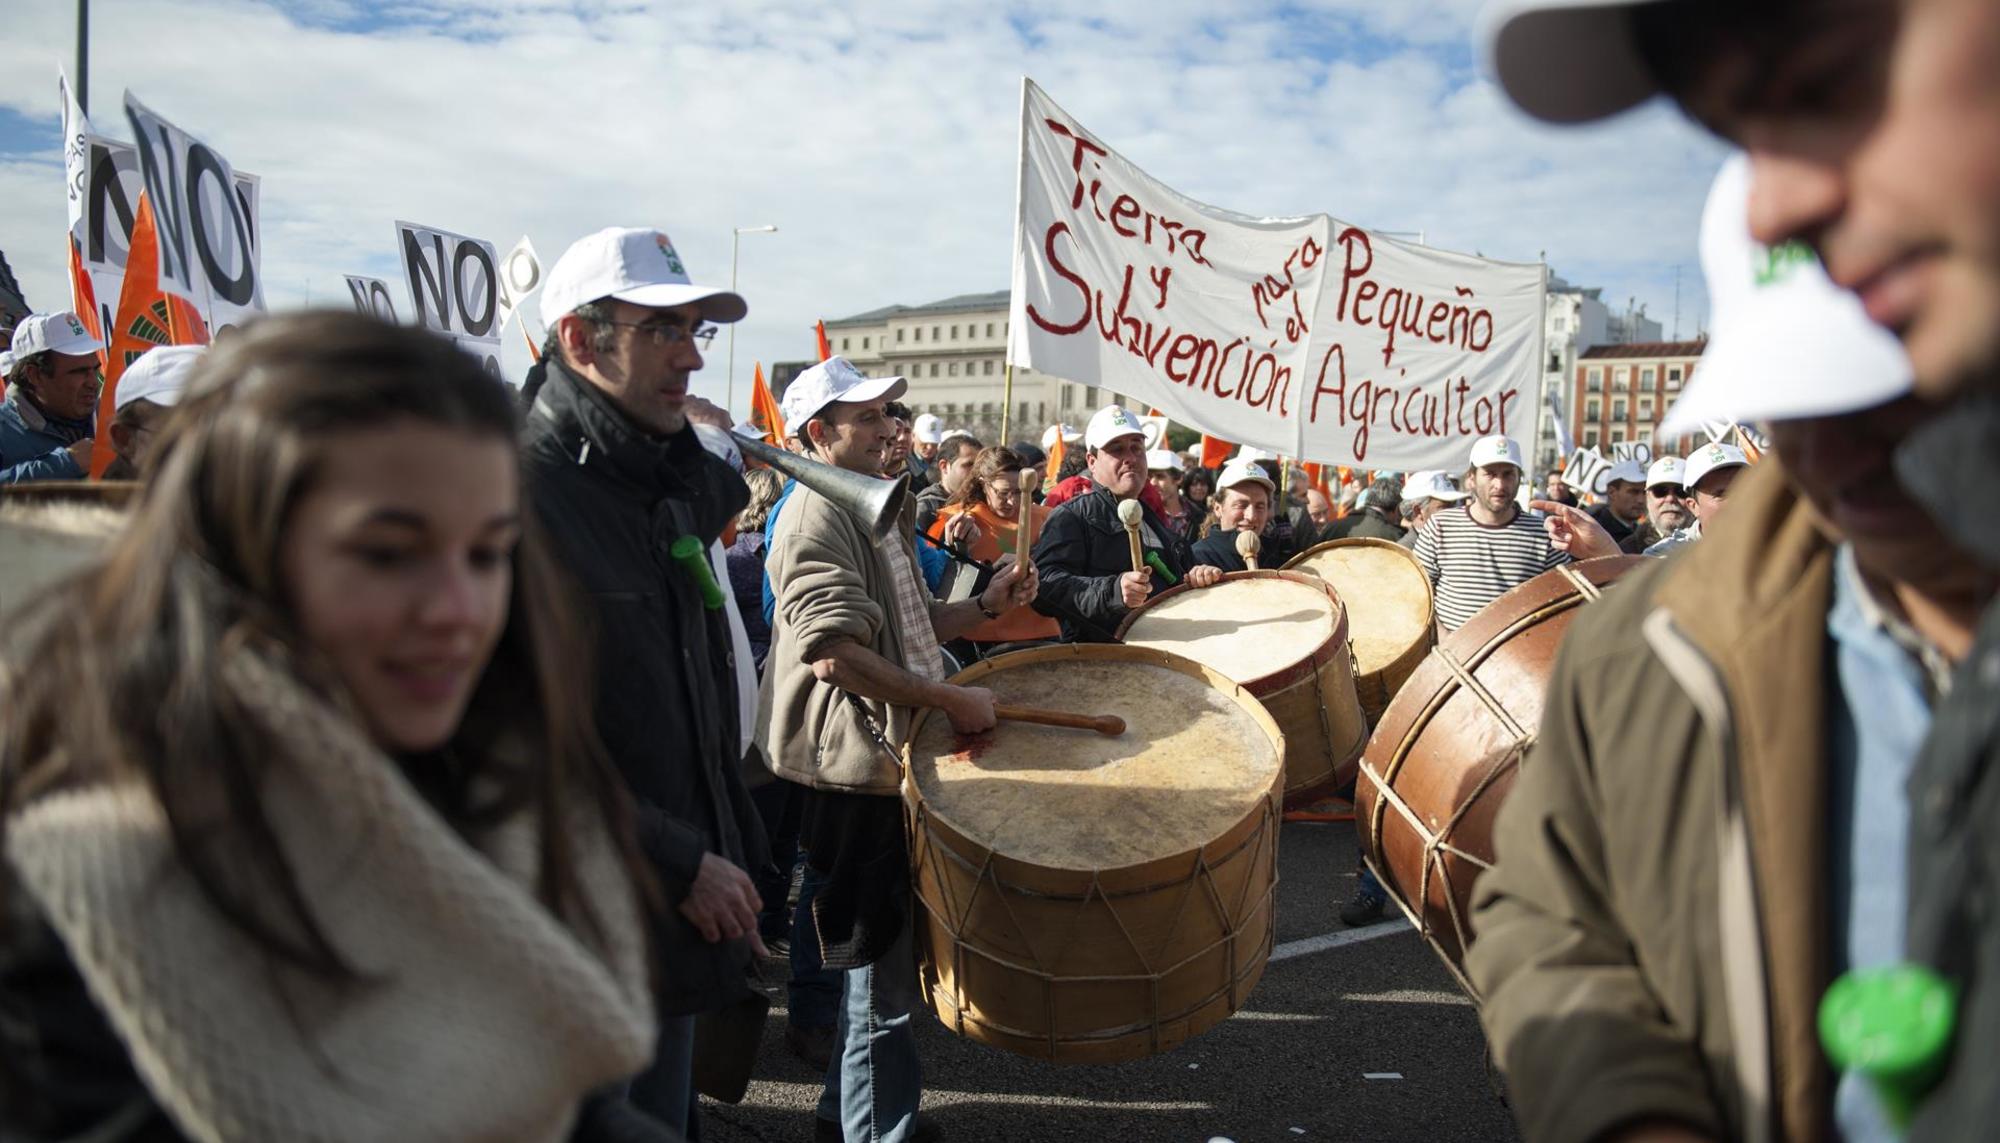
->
[977,596,1003,620]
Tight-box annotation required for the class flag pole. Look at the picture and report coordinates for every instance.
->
[1001,362,1014,445]
[75,0,88,115]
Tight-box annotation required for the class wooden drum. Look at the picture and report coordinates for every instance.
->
[1356,556,1646,991]
[903,643,1284,1063]
[1116,570,1368,803]
[1284,538,1434,725]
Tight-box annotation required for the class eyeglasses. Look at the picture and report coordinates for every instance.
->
[1647,484,1688,499]
[595,319,718,350]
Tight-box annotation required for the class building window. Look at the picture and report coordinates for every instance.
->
[1614,369,1629,392]
[982,401,996,415]
[929,363,940,378]
[1640,367,1655,390]
[983,360,995,376]
[1548,352,1562,373]
[913,327,922,342]
[1584,428,1600,447]
[1613,399,1627,421]
[1585,399,1600,422]
[840,337,849,351]
[1587,368,1603,392]
[948,362,959,377]
[951,325,959,339]
[1611,427,1627,443]
[933,326,941,340]
[1639,397,1654,419]
[986,323,996,337]
[1553,314,1567,332]
[1667,366,1682,387]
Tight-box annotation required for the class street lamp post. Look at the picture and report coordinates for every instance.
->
[729,224,778,416]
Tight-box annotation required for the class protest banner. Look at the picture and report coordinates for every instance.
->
[1547,387,1575,460]
[1008,79,1545,472]
[122,92,265,329]
[496,235,543,334]
[345,275,399,322]
[1560,446,1612,496]
[395,220,502,373]
[1610,440,1653,469]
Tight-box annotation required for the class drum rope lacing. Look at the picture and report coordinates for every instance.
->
[1360,567,1609,983]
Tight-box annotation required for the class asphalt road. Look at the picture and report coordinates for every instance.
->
[700,815,1520,1143]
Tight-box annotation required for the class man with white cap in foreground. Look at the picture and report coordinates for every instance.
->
[1469,42,1997,1129]
[1032,405,1222,642]
[1414,434,1573,634]
[1641,443,1748,557]
[1621,454,1687,555]
[519,226,767,1136]
[101,344,202,480]
[761,355,1034,1143]
[2,312,105,483]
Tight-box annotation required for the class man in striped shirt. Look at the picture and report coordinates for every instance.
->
[1414,435,1570,632]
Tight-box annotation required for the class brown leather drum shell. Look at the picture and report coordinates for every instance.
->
[1116,570,1369,805]
[902,643,1286,1063]
[1282,537,1435,725]
[1355,556,1647,990]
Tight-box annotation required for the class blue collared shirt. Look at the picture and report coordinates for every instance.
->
[1826,543,1943,1142]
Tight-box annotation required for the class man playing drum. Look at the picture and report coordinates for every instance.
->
[760,357,1038,1143]
[1191,458,1290,571]
[1031,405,1223,642]
[1471,2,2000,1137]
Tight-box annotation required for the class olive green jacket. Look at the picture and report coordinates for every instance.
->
[1469,460,1836,1143]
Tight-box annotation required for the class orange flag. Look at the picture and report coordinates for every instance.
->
[1045,430,1068,491]
[95,194,208,478]
[749,361,787,443]
[815,320,831,362]
[66,236,105,366]
[1303,462,1327,494]
[1198,434,1233,469]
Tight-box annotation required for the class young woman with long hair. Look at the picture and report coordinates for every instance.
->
[0,313,665,1142]
[926,446,1059,654]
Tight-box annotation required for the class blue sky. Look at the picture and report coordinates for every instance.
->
[0,0,1726,414]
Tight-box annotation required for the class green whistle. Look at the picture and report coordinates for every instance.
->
[1144,550,1179,586]
[1819,964,1957,1131]
[669,535,726,611]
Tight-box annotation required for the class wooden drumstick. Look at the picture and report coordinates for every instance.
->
[994,703,1126,736]
[1117,498,1145,574]
[1236,530,1261,571]
[1015,468,1037,571]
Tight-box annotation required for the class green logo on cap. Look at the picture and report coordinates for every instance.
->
[1753,240,1818,288]
[655,234,686,276]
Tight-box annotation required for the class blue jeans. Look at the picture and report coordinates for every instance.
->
[790,866,842,1030]
[628,1013,697,1136]
[816,921,923,1142]
[1358,861,1385,900]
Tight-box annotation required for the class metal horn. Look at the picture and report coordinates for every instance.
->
[736,432,907,542]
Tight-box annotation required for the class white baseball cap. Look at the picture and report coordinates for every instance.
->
[1645,455,1686,489]
[1480,0,1667,125]
[1605,457,1647,486]
[1084,405,1147,451]
[912,412,944,444]
[540,227,748,326]
[1041,423,1081,449]
[11,311,106,359]
[1216,457,1276,494]
[1684,442,1749,491]
[779,356,908,428]
[938,428,978,451]
[1145,448,1183,473]
[1468,434,1525,471]
[0,349,12,377]
[1402,470,1469,504]
[115,345,203,413]
[1661,155,1912,437]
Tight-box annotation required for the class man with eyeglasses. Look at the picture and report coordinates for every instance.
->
[1640,444,1747,557]
[520,226,770,1138]
[2,312,105,483]
[1618,454,1686,554]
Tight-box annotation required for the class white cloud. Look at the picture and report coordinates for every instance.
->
[0,0,1724,414]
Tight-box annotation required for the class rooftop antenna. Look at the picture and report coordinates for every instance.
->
[1671,264,1682,340]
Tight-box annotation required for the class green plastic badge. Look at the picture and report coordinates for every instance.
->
[669,535,727,611]
[1819,964,1957,1129]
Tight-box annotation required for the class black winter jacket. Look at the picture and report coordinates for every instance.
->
[1190,525,1297,572]
[1030,485,1197,642]
[523,364,768,1016]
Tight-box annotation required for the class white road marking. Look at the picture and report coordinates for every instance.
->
[1363,1072,1405,1080]
[1268,918,1410,962]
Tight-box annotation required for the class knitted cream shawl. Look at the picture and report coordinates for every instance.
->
[4,656,656,1142]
